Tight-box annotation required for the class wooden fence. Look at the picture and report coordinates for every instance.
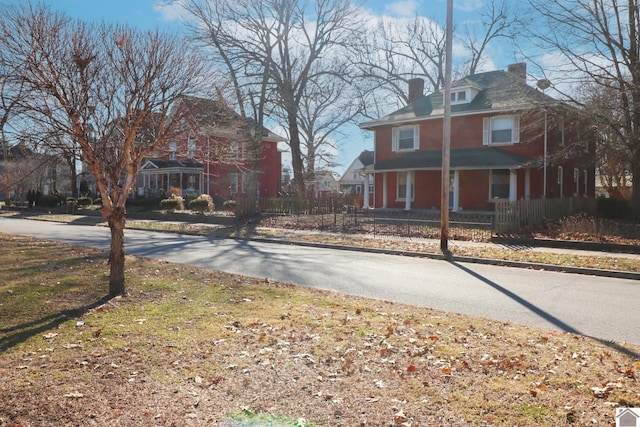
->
[494,197,597,233]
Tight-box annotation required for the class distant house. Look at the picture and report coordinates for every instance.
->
[359,63,595,211]
[339,150,374,202]
[0,142,70,201]
[137,96,285,200]
[306,170,339,198]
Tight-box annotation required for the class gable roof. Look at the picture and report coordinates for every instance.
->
[0,142,34,161]
[358,150,374,166]
[174,96,286,143]
[371,147,538,172]
[360,66,559,128]
[141,158,204,170]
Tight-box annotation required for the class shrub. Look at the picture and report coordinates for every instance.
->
[223,199,237,212]
[36,195,64,208]
[597,197,631,219]
[77,197,93,206]
[188,194,215,213]
[168,186,182,197]
[160,196,184,212]
[93,197,103,206]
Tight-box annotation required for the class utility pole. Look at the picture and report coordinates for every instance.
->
[440,0,453,259]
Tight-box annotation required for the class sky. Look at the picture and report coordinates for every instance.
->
[3,0,522,176]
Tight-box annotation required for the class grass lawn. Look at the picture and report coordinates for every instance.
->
[1,233,639,426]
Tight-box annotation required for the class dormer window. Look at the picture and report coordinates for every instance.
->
[451,90,467,103]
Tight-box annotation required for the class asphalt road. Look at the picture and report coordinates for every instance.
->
[1,217,639,346]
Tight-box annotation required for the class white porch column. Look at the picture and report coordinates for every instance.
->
[363,174,370,209]
[509,169,517,201]
[524,169,531,200]
[404,171,412,211]
[382,172,388,208]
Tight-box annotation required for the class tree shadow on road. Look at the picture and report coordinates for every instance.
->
[450,261,640,360]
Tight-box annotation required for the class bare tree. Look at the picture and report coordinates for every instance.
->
[0,3,207,296]
[354,0,521,116]
[180,0,362,196]
[523,0,640,219]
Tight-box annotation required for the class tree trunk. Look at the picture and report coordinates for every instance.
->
[288,112,306,197]
[68,158,78,198]
[107,205,126,296]
[632,162,640,221]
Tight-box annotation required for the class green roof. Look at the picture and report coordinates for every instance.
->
[373,147,538,171]
[361,68,559,127]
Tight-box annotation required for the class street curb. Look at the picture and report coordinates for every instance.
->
[241,236,640,281]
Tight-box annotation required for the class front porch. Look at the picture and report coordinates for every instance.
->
[137,159,205,198]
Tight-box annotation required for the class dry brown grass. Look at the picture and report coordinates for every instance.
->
[1,233,639,426]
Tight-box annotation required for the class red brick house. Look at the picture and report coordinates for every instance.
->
[359,63,595,211]
[137,96,284,200]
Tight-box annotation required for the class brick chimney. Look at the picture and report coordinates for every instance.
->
[508,63,527,82]
[408,78,424,103]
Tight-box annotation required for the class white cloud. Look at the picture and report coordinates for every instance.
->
[153,0,190,22]
[454,0,484,13]
[384,0,420,18]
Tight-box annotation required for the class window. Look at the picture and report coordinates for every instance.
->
[490,169,510,199]
[451,90,467,102]
[396,172,415,200]
[230,173,238,194]
[187,136,196,157]
[230,141,239,159]
[392,125,419,152]
[573,168,580,196]
[483,115,520,145]
[583,170,588,195]
[557,166,564,197]
[169,140,177,160]
[241,173,248,194]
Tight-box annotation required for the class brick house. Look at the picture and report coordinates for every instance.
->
[137,96,284,200]
[359,63,595,211]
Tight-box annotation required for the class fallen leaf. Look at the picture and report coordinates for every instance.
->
[64,392,84,398]
[394,409,408,424]
[407,364,416,373]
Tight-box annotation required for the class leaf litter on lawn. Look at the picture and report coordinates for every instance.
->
[0,233,639,426]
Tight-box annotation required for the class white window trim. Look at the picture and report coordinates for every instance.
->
[573,168,580,196]
[230,140,239,159]
[395,171,415,201]
[489,169,511,200]
[392,125,420,152]
[230,173,238,194]
[483,115,520,146]
[557,166,564,198]
[169,139,177,160]
[583,170,588,196]
[187,136,196,157]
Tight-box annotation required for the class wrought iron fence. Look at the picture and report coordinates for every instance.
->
[257,204,494,241]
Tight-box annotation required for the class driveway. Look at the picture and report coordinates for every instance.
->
[1,217,639,346]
